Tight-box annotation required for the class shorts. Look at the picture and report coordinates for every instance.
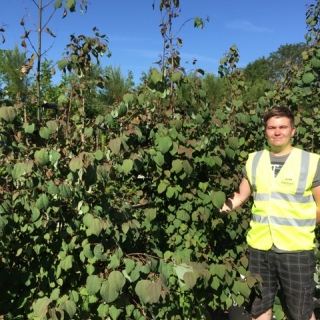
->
[248,247,316,320]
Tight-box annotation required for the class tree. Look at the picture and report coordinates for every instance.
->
[202,73,226,109]
[17,0,91,120]
[0,46,29,104]
[244,57,271,84]
[99,66,134,106]
[268,42,307,82]
[244,43,307,85]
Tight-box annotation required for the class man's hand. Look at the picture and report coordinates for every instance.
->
[220,199,233,213]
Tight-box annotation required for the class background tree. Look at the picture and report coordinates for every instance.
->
[0,46,29,104]
[268,42,306,81]
[202,73,227,109]
[243,56,271,84]
[17,0,91,120]
[244,43,307,85]
[99,66,134,106]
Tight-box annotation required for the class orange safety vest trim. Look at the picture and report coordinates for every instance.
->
[245,148,319,251]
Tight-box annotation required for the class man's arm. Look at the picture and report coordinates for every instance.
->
[312,185,320,224]
[220,177,252,213]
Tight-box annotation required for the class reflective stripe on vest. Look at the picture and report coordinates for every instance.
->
[252,213,315,226]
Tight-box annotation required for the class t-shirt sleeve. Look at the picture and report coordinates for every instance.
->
[312,160,320,188]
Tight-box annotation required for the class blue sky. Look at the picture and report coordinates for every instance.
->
[0,0,312,84]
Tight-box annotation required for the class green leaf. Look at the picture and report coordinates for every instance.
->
[69,157,83,172]
[33,297,52,318]
[46,120,58,132]
[124,259,135,274]
[236,295,245,306]
[57,59,68,71]
[84,127,93,138]
[302,72,315,84]
[195,114,204,124]
[98,303,109,318]
[172,159,183,174]
[0,106,16,122]
[171,72,182,82]
[60,300,77,319]
[311,57,320,68]
[157,180,169,194]
[232,99,243,108]
[183,160,193,175]
[215,264,226,279]
[49,150,61,164]
[54,0,62,9]
[210,191,226,209]
[109,138,121,155]
[89,218,102,236]
[153,152,165,166]
[228,137,239,150]
[258,96,269,107]
[35,149,49,165]
[31,207,41,222]
[39,127,52,139]
[0,216,8,232]
[36,194,49,210]
[100,271,125,303]
[302,117,314,125]
[122,159,133,175]
[86,275,102,295]
[184,271,196,289]
[109,305,123,320]
[83,213,94,227]
[94,150,103,160]
[50,288,60,300]
[59,184,72,198]
[144,208,156,222]
[166,186,176,199]
[24,123,35,133]
[148,282,161,303]
[12,163,28,179]
[158,136,172,154]
[123,93,134,104]
[60,255,73,271]
[66,0,76,10]
[135,280,151,304]
[47,180,59,195]
[150,69,162,84]
[174,263,192,282]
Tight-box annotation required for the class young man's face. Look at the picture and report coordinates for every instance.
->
[265,116,295,152]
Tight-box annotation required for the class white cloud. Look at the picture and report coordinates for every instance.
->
[226,20,272,33]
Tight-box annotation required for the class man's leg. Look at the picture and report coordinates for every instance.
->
[252,308,272,320]
[248,248,278,319]
[277,250,316,320]
[252,308,316,319]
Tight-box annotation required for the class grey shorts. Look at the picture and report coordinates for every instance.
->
[248,247,316,320]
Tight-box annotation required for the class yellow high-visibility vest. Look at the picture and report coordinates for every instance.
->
[245,148,319,251]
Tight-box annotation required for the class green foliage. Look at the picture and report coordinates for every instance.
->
[0,46,29,103]
[99,66,135,106]
[243,43,306,85]
[0,46,266,319]
[2,1,320,320]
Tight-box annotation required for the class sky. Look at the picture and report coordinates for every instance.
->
[0,0,314,85]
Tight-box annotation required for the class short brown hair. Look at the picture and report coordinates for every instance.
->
[263,106,294,127]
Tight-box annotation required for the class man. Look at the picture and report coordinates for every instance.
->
[220,106,320,320]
